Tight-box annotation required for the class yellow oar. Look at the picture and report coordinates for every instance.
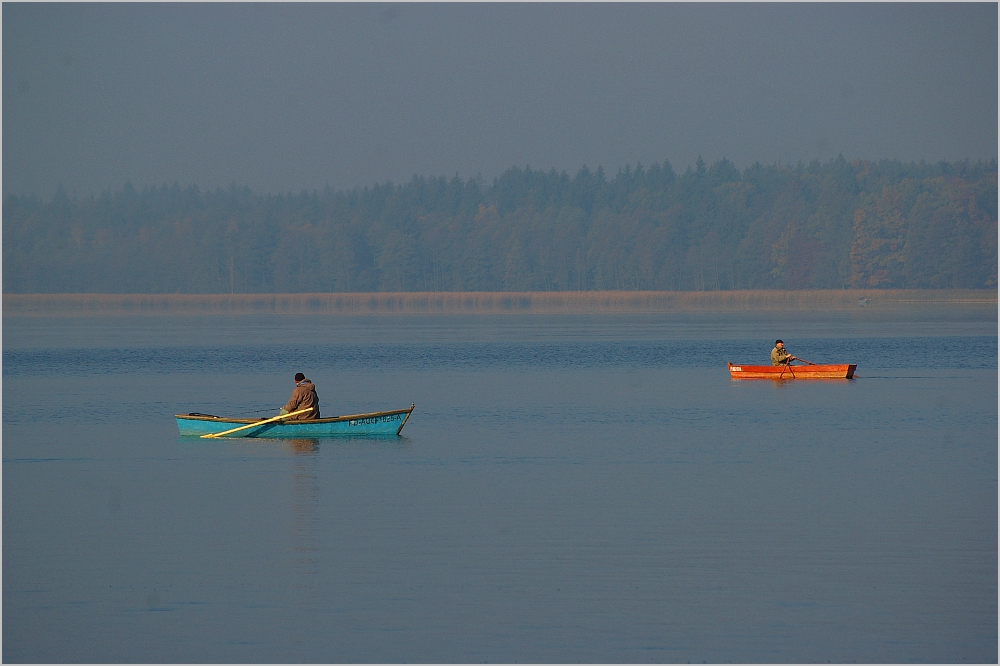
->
[200,407,314,438]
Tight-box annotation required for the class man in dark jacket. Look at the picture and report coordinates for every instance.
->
[280,372,320,419]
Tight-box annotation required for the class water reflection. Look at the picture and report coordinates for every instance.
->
[764,378,853,389]
[284,438,319,455]
[286,439,320,636]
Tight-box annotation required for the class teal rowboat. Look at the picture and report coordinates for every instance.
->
[176,404,414,438]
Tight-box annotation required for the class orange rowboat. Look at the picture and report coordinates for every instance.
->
[728,362,856,379]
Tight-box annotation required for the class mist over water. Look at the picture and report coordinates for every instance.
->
[3,310,996,662]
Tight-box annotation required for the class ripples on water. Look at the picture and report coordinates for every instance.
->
[4,335,998,378]
[3,312,997,663]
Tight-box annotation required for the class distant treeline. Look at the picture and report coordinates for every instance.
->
[6,290,995,317]
[4,157,997,293]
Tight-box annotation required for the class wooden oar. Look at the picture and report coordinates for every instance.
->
[200,407,314,438]
[793,357,818,365]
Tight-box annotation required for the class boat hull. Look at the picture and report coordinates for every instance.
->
[728,363,856,379]
[176,405,414,438]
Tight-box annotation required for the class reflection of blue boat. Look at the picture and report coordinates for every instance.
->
[176,404,414,438]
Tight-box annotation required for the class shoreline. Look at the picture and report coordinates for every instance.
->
[3,290,996,316]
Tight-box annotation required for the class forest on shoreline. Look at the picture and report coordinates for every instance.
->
[4,157,997,294]
[5,290,996,317]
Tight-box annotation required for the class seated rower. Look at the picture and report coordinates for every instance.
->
[770,340,797,366]
[279,372,321,419]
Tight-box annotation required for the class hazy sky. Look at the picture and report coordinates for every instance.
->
[3,2,997,198]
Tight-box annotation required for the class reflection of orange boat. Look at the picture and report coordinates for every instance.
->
[728,362,856,379]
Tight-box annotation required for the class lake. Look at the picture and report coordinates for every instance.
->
[3,308,997,663]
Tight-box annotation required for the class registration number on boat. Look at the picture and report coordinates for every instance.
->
[731,366,742,372]
[350,413,402,426]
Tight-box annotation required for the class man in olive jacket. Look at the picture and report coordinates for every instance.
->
[279,373,321,419]
[770,340,797,366]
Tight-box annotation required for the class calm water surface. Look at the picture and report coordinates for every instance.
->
[3,310,997,663]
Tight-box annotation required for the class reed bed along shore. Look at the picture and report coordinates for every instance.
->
[4,290,996,316]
